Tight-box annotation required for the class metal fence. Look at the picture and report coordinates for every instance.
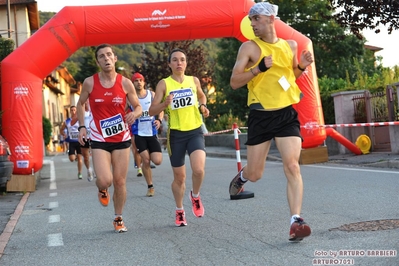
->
[352,86,398,123]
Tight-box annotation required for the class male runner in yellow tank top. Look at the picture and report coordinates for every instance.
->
[149,48,210,227]
[229,2,314,241]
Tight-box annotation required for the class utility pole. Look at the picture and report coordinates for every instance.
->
[6,0,11,38]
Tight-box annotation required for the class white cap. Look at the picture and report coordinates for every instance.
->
[249,2,279,19]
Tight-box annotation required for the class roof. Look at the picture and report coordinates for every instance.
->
[0,0,39,31]
[0,0,35,5]
[57,66,76,86]
[364,44,383,52]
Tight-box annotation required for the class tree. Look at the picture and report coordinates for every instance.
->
[73,46,99,83]
[273,0,379,81]
[327,0,399,38]
[212,38,248,123]
[132,40,215,94]
[39,11,56,26]
[42,116,52,146]
[0,38,15,134]
[0,37,14,61]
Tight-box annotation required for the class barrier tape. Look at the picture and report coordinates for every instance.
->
[204,128,234,136]
[172,121,399,137]
[299,121,399,130]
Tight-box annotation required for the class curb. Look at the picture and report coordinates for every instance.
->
[206,151,282,162]
[0,192,30,259]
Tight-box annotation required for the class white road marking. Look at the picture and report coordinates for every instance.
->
[49,202,58,209]
[44,159,64,247]
[48,233,63,247]
[48,215,60,223]
[50,182,57,190]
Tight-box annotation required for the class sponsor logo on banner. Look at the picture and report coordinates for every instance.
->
[152,9,167,16]
[17,160,29,168]
[15,144,29,154]
[133,7,186,29]
[14,84,29,99]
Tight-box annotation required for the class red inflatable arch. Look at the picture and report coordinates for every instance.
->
[1,0,325,174]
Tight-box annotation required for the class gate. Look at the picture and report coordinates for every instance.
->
[352,86,398,152]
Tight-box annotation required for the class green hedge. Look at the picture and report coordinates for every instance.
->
[42,116,52,145]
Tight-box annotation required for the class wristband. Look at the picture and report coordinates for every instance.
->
[258,56,269,72]
[157,119,162,124]
[78,126,86,131]
[297,64,306,71]
[199,103,207,110]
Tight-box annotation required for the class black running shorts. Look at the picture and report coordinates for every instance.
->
[134,135,162,154]
[68,142,82,155]
[169,127,205,167]
[91,140,132,153]
[245,105,302,146]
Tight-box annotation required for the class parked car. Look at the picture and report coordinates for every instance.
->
[0,135,13,188]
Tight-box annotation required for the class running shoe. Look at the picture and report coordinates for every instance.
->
[137,168,143,177]
[98,189,110,207]
[113,217,128,233]
[189,191,204,217]
[78,173,83,179]
[146,187,155,197]
[87,168,94,182]
[175,210,187,227]
[150,164,156,169]
[289,217,311,241]
[229,169,246,195]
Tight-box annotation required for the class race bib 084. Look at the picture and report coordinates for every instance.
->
[99,113,126,138]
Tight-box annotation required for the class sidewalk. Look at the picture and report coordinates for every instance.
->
[205,146,399,169]
[1,147,398,258]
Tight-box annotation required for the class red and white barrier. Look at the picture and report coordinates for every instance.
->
[232,123,242,172]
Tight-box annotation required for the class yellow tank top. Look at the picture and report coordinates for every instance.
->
[164,76,203,131]
[247,38,301,110]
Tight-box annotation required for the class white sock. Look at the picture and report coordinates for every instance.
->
[176,207,184,211]
[240,171,248,182]
[290,214,300,225]
[115,214,122,220]
[192,192,199,198]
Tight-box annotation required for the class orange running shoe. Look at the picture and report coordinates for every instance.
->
[189,191,204,217]
[113,217,127,233]
[175,210,187,227]
[98,189,110,207]
[146,187,155,197]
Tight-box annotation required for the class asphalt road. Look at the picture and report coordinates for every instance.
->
[0,149,398,265]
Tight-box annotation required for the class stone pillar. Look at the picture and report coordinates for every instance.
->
[331,90,366,154]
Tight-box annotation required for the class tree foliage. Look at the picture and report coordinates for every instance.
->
[211,38,248,124]
[39,11,55,26]
[0,37,14,61]
[73,46,99,83]
[42,116,52,145]
[131,40,215,94]
[327,0,399,38]
[273,0,378,81]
